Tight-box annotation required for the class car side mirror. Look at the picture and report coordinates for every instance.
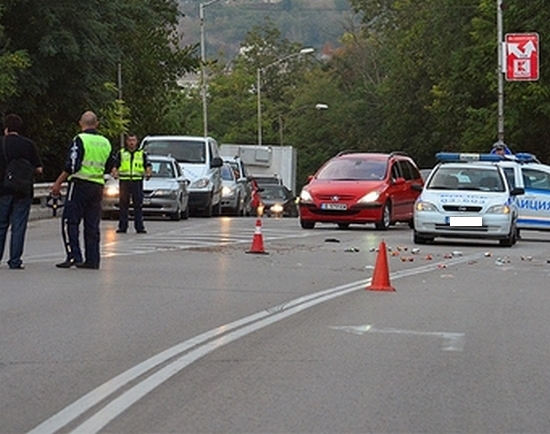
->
[211,156,223,168]
[510,187,525,196]
[393,177,406,185]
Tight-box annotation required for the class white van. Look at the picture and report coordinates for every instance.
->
[141,135,223,217]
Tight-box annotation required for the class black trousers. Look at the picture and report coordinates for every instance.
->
[118,179,145,231]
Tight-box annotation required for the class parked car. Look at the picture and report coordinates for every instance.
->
[220,162,248,216]
[222,156,252,215]
[102,155,190,221]
[260,184,298,217]
[413,152,524,246]
[298,151,424,229]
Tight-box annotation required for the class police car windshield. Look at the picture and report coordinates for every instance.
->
[428,167,505,192]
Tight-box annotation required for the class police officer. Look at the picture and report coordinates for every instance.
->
[112,133,152,233]
[490,140,512,156]
[51,111,114,269]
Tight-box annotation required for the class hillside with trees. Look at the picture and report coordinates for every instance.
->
[1,0,550,187]
[177,0,355,60]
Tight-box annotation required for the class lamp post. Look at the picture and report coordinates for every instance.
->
[278,103,328,146]
[257,47,315,146]
[200,0,222,138]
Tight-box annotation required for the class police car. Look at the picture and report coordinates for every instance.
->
[498,154,550,234]
[413,153,525,246]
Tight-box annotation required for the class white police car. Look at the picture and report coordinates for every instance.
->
[499,155,550,233]
[413,153,524,246]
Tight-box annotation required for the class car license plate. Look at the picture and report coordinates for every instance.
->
[321,203,347,211]
[449,216,482,227]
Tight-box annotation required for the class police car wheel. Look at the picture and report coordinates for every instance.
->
[499,225,517,247]
[413,231,433,244]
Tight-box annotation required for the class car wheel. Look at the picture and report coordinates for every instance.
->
[213,200,221,217]
[499,224,517,247]
[202,203,213,217]
[300,219,315,229]
[413,231,433,244]
[408,219,415,229]
[169,204,181,221]
[182,203,190,220]
[375,202,391,230]
[337,223,350,229]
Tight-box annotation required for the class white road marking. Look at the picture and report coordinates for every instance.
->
[27,252,483,434]
[330,325,465,351]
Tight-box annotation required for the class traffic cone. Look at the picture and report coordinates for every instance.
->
[366,240,395,291]
[246,218,268,254]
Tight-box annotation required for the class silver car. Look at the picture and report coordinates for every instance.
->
[102,155,190,221]
[220,162,248,216]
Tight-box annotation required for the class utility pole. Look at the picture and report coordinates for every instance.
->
[497,0,505,142]
[200,0,221,138]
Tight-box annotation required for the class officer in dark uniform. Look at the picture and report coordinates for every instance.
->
[51,111,114,269]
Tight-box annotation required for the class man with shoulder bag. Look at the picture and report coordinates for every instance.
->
[0,114,43,269]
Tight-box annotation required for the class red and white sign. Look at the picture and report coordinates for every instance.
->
[505,33,539,81]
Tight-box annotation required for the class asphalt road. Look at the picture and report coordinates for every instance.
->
[2,215,550,433]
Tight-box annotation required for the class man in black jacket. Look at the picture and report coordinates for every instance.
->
[0,114,43,269]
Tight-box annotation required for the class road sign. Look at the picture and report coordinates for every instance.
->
[505,33,539,81]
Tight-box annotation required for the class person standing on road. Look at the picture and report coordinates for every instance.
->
[51,111,114,270]
[112,133,152,234]
[0,114,43,269]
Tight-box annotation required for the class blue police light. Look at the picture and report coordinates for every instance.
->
[435,152,502,162]
[435,152,539,164]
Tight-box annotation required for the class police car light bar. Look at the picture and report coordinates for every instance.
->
[435,153,500,162]
[436,152,539,163]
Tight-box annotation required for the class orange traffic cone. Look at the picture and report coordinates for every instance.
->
[246,218,268,254]
[367,240,395,291]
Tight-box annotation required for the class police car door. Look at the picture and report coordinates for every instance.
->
[498,161,527,223]
[515,165,550,230]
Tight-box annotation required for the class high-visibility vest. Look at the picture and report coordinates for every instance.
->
[118,149,145,180]
[69,133,111,185]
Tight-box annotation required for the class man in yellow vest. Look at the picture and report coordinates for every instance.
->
[51,111,114,269]
[111,133,152,233]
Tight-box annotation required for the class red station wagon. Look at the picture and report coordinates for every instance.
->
[298,152,424,229]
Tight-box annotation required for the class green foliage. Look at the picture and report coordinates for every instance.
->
[0,0,198,179]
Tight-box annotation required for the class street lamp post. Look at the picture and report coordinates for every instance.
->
[278,103,328,146]
[200,0,222,138]
[257,47,315,146]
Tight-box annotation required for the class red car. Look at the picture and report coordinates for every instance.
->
[298,152,424,229]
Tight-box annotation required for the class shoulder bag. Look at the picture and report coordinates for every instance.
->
[2,136,35,196]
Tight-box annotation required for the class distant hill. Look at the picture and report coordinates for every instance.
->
[177,0,358,61]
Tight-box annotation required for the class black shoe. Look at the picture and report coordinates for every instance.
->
[9,264,25,270]
[136,229,147,234]
[116,229,127,233]
[75,262,99,270]
[56,260,76,268]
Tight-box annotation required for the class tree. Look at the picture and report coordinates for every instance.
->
[0,0,198,178]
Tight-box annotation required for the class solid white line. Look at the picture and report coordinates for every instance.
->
[28,252,482,434]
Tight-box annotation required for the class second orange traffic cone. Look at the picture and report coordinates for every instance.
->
[246,218,268,254]
[367,240,395,292]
